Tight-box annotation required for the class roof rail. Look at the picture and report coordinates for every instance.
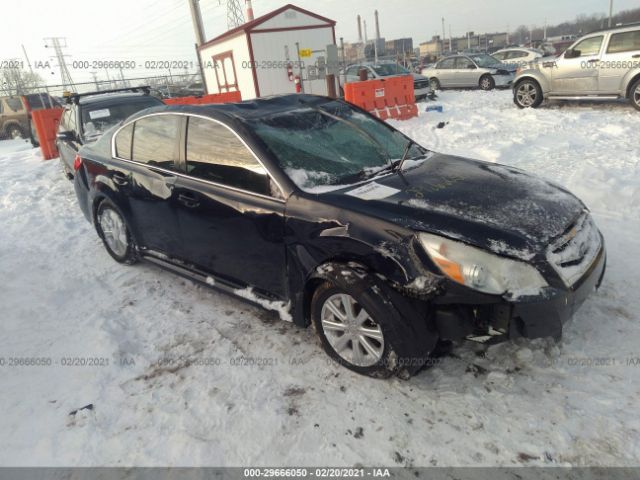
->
[587,21,640,35]
[64,86,151,105]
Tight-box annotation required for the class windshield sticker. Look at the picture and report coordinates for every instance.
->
[89,108,111,120]
[345,182,400,201]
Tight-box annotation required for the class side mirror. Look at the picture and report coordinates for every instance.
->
[56,131,75,142]
[564,49,580,59]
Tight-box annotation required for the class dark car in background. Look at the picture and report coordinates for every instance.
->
[57,87,164,179]
[73,94,606,379]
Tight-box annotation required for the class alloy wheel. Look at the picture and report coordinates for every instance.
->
[516,82,537,107]
[481,77,492,90]
[634,84,640,108]
[9,127,23,139]
[99,208,128,257]
[320,293,384,367]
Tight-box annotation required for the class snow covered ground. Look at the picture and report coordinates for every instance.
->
[0,91,639,467]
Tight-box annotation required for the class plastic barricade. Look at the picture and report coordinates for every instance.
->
[31,107,64,160]
[344,75,417,121]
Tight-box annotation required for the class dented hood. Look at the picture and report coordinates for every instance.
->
[320,154,585,257]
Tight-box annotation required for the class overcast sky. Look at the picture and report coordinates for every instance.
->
[0,0,637,86]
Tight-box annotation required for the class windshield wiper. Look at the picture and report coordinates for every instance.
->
[395,139,415,173]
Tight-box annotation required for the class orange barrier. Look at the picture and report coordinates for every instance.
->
[164,91,242,105]
[344,75,417,121]
[31,107,64,160]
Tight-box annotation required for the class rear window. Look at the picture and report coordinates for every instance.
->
[607,30,640,54]
[81,97,162,141]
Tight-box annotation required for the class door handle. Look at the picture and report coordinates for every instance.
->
[178,193,200,208]
[586,59,599,63]
[112,172,128,186]
[633,54,640,58]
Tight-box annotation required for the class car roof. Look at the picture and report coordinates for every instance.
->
[124,94,339,124]
[78,92,162,106]
[587,21,640,35]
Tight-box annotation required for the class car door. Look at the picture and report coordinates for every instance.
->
[434,57,456,86]
[598,29,640,94]
[552,35,604,94]
[112,114,184,257]
[173,115,287,298]
[455,56,479,86]
[57,106,81,173]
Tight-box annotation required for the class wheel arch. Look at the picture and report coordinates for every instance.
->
[624,72,640,98]
[513,73,548,94]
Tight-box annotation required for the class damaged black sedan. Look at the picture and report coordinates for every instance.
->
[73,94,606,378]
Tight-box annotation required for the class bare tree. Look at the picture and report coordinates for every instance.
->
[0,68,45,96]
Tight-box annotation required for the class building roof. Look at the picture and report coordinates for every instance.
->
[198,4,336,49]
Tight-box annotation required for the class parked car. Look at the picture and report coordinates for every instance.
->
[513,23,640,109]
[0,96,29,140]
[421,54,516,90]
[73,94,606,378]
[0,93,60,141]
[492,48,545,67]
[57,87,164,179]
[341,62,432,100]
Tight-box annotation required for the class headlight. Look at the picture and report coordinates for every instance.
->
[418,233,547,296]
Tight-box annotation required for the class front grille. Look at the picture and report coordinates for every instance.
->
[414,81,429,90]
[547,213,602,287]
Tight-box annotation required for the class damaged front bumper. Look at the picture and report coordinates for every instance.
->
[493,73,515,88]
[432,247,606,344]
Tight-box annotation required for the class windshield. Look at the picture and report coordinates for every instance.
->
[81,97,161,140]
[248,101,426,192]
[469,54,501,67]
[370,63,410,76]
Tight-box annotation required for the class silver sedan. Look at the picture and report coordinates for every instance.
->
[421,54,516,91]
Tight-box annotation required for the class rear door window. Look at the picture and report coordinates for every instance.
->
[185,116,270,196]
[607,30,640,54]
[438,58,456,69]
[5,98,24,112]
[132,115,181,171]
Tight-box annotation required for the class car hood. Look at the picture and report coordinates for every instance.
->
[486,62,517,73]
[411,73,429,82]
[318,154,585,259]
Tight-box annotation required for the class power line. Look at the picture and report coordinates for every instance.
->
[43,37,75,91]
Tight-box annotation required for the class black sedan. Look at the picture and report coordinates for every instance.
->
[73,94,606,378]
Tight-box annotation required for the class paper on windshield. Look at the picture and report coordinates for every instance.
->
[345,182,400,200]
[89,109,111,120]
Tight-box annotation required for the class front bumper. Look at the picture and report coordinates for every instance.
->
[510,247,606,340]
[432,246,607,343]
[414,85,432,98]
[493,74,514,87]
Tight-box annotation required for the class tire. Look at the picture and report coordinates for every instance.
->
[630,78,640,111]
[514,79,543,108]
[429,77,441,91]
[95,200,137,265]
[479,75,495,91]
[5,124,25,140]
[311,274,437,378]
[60,158,73,180]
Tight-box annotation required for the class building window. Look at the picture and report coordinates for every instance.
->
[213,51,239,92]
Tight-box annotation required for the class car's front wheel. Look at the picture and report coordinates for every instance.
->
[514,79,543,108]
[429,77,441,91]
[630,78,640,111]
[313,283,393,377]
[95,200,137,265]
[6,124,25,139]
[479,75,495,91]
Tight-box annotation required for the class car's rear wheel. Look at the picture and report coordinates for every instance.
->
[514,79,543,108]
[95,200,137,265]
[479,75,495,91]
[630,78,640,111]
[429,77,441,91]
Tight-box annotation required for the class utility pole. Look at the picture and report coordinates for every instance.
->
[21,45,34,74]
[188,0,206,46]
[449,25,452,51]
[44,37,75,91]
[90,71,100,91]
[441,17,446,54]
[608,0,614,28]
[543,19,547,40]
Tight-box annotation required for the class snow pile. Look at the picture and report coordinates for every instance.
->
[1,91,640,467]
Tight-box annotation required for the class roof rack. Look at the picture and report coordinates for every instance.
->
[64,86,151,105]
